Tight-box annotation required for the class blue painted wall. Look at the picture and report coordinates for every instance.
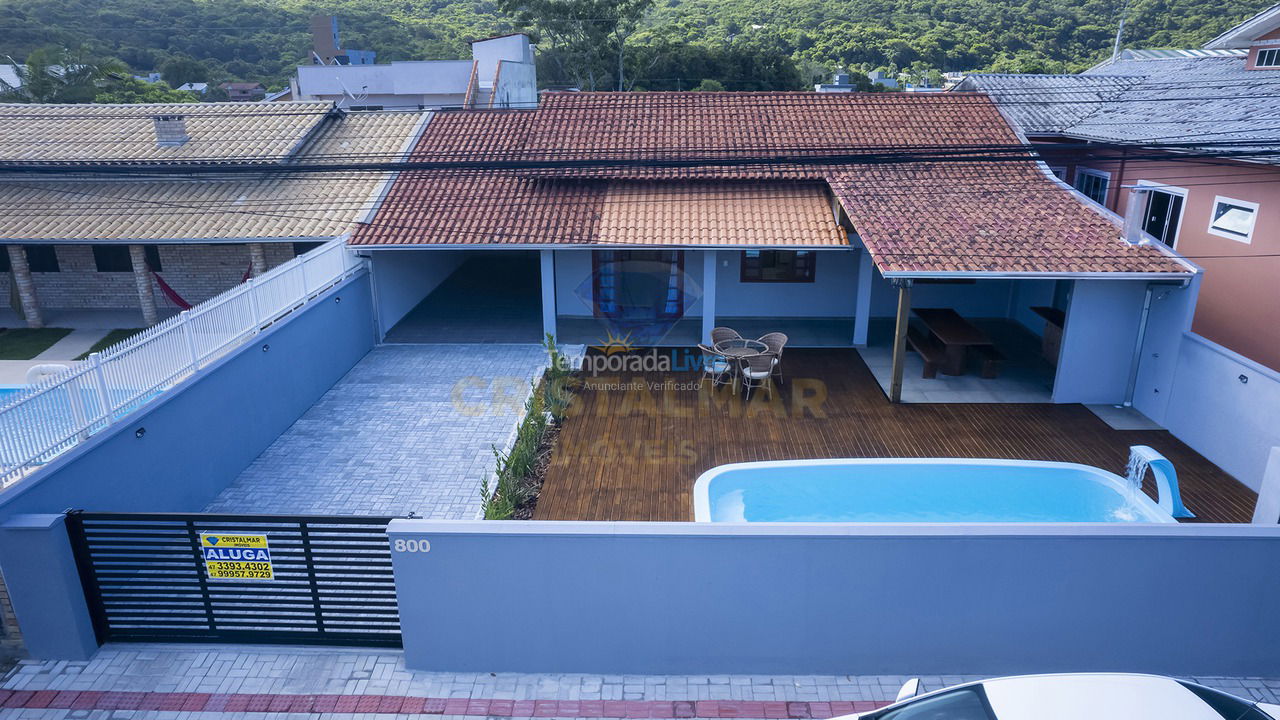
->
[1163,333,1280,489]
[553,250,859,319]
[0,274,375,525]
[714,250,858,318]
[1053,279,1148,404]
[370,250,470,336]
[390,520,1280,676]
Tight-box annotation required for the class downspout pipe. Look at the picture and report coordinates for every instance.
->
[1122,283,1154,407]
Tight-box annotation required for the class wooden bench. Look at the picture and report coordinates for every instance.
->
[906,326,946,379]
[973,344,1005,379]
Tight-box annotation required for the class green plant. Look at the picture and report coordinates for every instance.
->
[482,382,550,520]
[541,333,579,422]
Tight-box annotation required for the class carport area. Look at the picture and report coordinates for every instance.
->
[372,251,543,344]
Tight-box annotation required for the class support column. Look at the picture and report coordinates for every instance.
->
[128,244,158,326]
[853,249,873,346]
[540,249,557,342]
[0,515,100,660]
[1253,447,1280,525]
[889,280,912,403]
[702,250,717,344]
[5,245,43,328]
[248,242,268,277]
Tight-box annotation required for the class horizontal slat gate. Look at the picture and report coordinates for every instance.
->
[65,511,401,647]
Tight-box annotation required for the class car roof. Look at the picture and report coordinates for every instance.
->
[981,674,1225,720]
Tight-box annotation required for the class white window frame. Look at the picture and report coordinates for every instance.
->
[1207,195,1260,244]
[1047,166,1067,181]
[1256,48,1280,67]
[1073,168,1111,207]
[1135,180,1188,250]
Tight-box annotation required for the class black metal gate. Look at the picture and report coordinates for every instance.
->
[65,511,401,647]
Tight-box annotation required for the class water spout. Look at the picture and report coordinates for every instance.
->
[1127,445,1195,519]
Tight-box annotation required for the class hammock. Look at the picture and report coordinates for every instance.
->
[151,271,192,310]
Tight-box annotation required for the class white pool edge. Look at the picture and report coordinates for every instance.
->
[692,457,1177,524]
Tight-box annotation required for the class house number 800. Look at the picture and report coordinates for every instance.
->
[394,539,431,553]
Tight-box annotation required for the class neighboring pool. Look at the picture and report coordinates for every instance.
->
[694,457,1180,523]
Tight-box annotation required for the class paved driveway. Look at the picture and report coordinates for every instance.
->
[205,344,548,518]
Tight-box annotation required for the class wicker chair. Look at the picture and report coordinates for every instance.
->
[757,332,789,384]
[710,326,741,346]
[738,353,775,401]
[697,343,733,389]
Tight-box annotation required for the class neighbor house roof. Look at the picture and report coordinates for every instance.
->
[0,110,426,242]
[353,92,1193,276]
[0,101,335,165]
[957,49,1280,157]
[1204,3,1280,49]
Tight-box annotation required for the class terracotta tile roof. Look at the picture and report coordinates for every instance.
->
[0,111,426,242]
[828,163,1190,275]
[353,93,1196,275]
[0,101,334,165]
[597,181,844,247]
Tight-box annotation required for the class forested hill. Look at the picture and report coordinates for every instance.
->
[0,0,1268,91]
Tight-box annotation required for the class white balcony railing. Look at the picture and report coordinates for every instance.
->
[0,239,364,487]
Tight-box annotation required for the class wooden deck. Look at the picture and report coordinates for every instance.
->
[535,349,1257,522]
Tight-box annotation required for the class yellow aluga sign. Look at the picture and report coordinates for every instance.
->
[200,533,274,580]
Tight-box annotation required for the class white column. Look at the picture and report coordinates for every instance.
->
[853,248,873,346]
[701,250,717,344]
[540,249,557,342]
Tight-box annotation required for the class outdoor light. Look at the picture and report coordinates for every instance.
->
[1239,374,1249,384]
[135,427,146,439]
[334,296,342,303]
[262,344,270,352]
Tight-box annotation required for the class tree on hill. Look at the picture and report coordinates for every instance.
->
[0,46,129,103]
[94,78,199,103]
[499,0,654,90]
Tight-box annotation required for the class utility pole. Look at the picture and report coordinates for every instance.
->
[1111,0,1131,62]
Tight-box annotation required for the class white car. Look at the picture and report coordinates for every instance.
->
[839,673,1279,720]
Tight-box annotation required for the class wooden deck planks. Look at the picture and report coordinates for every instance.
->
[535,350,1258,523]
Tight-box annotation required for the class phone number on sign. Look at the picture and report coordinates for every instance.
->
[207,562,273,579]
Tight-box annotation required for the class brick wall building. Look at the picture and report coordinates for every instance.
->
[2,243,298,313]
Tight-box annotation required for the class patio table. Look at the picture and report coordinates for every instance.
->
[713,338,768,358]
[912,308,992,376]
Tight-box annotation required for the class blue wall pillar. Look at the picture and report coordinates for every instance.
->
[702,250,717,344]
[854,249,873,346]
[0,514,98,660]
[541,250,557,341]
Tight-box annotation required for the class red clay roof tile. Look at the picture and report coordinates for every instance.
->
[352,93,1192,275]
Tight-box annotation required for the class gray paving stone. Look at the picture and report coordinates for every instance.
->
[204,344,548,518]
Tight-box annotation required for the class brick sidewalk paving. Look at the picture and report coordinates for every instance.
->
[2,646,1278,720]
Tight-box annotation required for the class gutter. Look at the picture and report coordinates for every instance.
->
[348,243,856,251]
[0,235,341,245]
[879,269,1195,281]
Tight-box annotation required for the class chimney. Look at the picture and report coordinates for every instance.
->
[152,115,189,147]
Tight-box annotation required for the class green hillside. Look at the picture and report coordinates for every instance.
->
[0,0,1268,92]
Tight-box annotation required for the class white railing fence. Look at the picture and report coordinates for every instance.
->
[0,239,364,487]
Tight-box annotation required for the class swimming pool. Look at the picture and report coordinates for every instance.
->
[694,451,1190,523]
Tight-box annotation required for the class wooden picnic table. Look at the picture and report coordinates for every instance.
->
[912,307,992,376]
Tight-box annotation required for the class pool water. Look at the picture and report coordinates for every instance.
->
[696,459,1174,523]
